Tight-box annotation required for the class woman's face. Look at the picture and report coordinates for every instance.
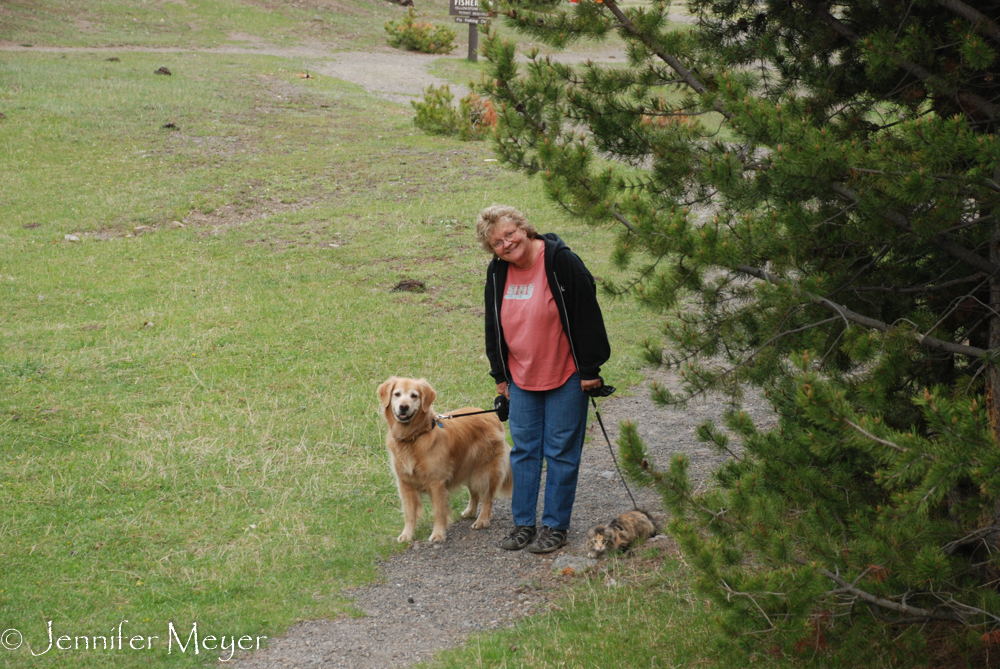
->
[490,220,531,266]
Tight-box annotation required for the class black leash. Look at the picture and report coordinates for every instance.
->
[437,395,509,422]
[587,385,638,509]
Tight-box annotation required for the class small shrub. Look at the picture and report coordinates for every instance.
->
[458,93,497,140]
[385,8,456,54]
[412,85,497,140]
[412,84,460,135]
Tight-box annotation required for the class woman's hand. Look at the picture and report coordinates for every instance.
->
[580,378,602,393]
[496,382,510,399]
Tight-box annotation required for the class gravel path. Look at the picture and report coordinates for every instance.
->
[230,369,775,669]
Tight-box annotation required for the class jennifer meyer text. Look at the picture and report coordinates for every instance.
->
[1,620,267,662]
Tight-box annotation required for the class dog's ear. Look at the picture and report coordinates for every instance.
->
[417,378,436,411]
[377,377,398,408]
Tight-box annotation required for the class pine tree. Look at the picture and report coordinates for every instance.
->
[482,0,1000,657]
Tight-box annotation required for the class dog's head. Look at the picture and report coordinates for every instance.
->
[377,376,437,425]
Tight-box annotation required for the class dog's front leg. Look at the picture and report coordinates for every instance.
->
[427,482,450,543]
[397,482,421,543]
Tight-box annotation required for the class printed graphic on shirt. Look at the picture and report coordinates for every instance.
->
[504,283,535,300]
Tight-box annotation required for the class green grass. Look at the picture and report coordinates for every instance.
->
[424,548,724,669]
[0,14,660,667]
[0,0,405,50]
[0,0,648,56]
[0,0,569,54]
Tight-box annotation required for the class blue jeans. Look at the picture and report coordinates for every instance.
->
[508,373,589,530]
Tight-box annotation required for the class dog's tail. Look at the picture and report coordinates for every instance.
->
[498,449,514,498]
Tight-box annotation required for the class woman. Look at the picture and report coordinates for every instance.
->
[478,205,611,553]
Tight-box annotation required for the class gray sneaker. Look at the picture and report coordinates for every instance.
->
[500,525,536,550]
[527,526,567,553]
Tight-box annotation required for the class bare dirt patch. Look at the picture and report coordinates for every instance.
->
[74,18,98,33]
[243,222,346,251]
[61,196,323,243]
[184,198,316,236]
[226,32,274,49]
[238,0,357,13]
[162,131,253,158]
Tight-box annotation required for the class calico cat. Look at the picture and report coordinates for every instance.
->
[586,509,663,559]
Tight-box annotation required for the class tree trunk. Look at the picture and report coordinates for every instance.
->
[987,223,1000,553]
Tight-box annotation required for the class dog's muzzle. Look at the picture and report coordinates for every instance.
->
[394,406,416,422]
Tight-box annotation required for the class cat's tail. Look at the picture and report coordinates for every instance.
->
[640,509,669,534]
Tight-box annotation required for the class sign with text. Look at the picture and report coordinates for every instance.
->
[449,0,494,21]
[450,0,494,61]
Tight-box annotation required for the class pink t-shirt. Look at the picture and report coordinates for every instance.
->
[501,245,577,391]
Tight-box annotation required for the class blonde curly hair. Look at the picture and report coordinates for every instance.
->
[475,205,539,255]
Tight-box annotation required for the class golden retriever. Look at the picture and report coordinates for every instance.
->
[377,376,512,543]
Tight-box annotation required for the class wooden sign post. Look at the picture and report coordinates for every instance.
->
[449,0,494,62]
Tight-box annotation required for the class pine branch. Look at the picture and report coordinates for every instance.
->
[938,595,1000,624]
[609,203,636,231]
[828,182,1000,277]
[942,526,1000,555]
[816,7,998,122]
[719,581,782,631]
[844,419,914,454]
[737,263,990,357]
[928,240,996,278]
[939,215,996,235]
[936,0,1000,45]
[794,558,967,623]
[828,244,892,299]
[601,0,732,119]
[848,167,1000,192]
[850,272,988,294]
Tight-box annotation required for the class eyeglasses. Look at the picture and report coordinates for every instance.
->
[491,229,518,251]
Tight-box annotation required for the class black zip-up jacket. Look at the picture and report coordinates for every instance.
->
[485,233,611,385]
